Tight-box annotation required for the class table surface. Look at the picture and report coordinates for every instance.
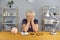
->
[0,32,60,40]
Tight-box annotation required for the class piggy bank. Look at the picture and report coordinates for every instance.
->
[11,27,18,34]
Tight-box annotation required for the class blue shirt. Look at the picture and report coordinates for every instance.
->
[22,19,38,32]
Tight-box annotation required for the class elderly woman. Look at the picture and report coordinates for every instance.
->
[22,10,39,32]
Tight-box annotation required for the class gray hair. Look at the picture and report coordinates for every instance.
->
[26,10,35,16]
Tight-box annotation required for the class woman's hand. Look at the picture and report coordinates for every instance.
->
[27,18,31,22]
[30,17,34,23]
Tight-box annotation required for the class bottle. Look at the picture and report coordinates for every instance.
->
[3,13,5,16]
[45,10,50,17]
[5,11,8,16]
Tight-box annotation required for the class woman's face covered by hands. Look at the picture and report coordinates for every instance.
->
[26,13,35,21]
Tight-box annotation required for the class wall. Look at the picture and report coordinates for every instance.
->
[1,0,60,31]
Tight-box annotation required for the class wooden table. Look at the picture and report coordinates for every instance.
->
[0,32,60,40]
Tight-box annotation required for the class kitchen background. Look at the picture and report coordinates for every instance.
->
[0,0,60,31]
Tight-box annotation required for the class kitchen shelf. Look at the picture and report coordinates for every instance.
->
[42,6,59,31]
[2,7,18,31]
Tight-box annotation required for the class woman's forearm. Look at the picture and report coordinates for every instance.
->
[31,21,38,32]
[23,22,30,32]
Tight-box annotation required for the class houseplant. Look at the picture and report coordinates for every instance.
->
[8,0,14,8]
